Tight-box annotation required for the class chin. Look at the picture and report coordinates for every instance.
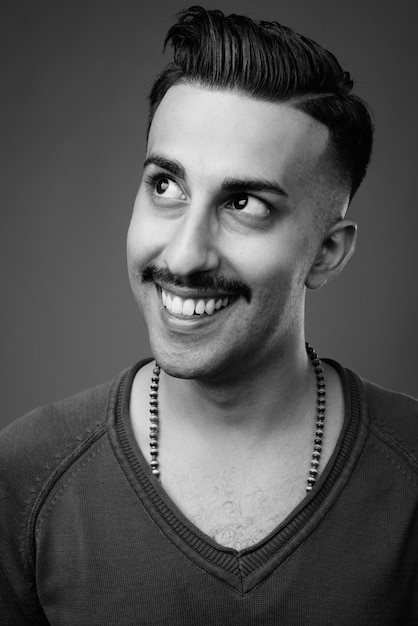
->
[156,358,210,381]
[149,341,229,381]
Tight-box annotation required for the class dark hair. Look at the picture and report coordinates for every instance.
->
[148,6,374,200]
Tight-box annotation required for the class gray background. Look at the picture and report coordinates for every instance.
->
[2,0,417,429]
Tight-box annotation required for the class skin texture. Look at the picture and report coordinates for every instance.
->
[127,84,355,386]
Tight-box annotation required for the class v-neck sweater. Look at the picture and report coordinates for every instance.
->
[1,359,418,625]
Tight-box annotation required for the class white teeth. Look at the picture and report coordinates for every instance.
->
[161,288,231,317]
[171,296,183,314]
[195,299,205,315]
[182,299,195,316]
[205,299,215,315]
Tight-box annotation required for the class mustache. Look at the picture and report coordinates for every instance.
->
[141,264,252,303]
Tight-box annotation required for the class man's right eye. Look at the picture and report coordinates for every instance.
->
[154,176,186,200]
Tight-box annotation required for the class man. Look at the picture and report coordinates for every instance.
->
[1,6,417,624]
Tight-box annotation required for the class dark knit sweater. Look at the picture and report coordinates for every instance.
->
[1,359,418,625]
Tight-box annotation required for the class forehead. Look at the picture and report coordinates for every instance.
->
[147,84,330,198]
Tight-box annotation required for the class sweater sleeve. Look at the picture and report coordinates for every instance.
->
[0,377,115,624]
[0,410,51,624]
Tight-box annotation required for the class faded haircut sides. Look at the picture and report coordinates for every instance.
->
[148,6,374,201]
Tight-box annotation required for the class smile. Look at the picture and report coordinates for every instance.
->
[160,287,231,317]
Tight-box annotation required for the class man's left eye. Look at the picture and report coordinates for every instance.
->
[154,177,185,200]
[227,193,270,217]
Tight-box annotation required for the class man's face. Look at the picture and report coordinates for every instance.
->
[127,84,330,381]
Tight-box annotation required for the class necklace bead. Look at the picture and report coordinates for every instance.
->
[149,343,326,492]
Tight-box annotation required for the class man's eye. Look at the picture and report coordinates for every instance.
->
[227,193,270,217]
[154,177,185,200]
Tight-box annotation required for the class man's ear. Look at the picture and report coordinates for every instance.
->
[305,219,357,290]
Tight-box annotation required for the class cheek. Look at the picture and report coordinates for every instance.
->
[232,235,307,289]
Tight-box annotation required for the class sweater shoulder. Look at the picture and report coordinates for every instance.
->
[361,376,418,467]
[0,371,127,496]
[1,377,113,449]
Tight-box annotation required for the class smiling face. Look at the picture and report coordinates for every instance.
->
[127,84,334,381]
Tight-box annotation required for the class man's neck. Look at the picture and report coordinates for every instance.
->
[157,341,315,441]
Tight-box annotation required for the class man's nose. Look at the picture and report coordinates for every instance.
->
[162,207,219,276]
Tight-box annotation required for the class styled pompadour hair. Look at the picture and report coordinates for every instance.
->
[148,6,374,200]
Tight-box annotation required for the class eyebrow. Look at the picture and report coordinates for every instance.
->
[144,155,185,179]
[222,177,288,198]
[144,154,288,199]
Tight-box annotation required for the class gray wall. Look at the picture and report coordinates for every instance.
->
[2,0,417,428]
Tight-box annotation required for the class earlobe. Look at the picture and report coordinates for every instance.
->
[305,219,357,289]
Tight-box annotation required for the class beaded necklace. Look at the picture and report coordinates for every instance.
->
[148,343,326,492]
